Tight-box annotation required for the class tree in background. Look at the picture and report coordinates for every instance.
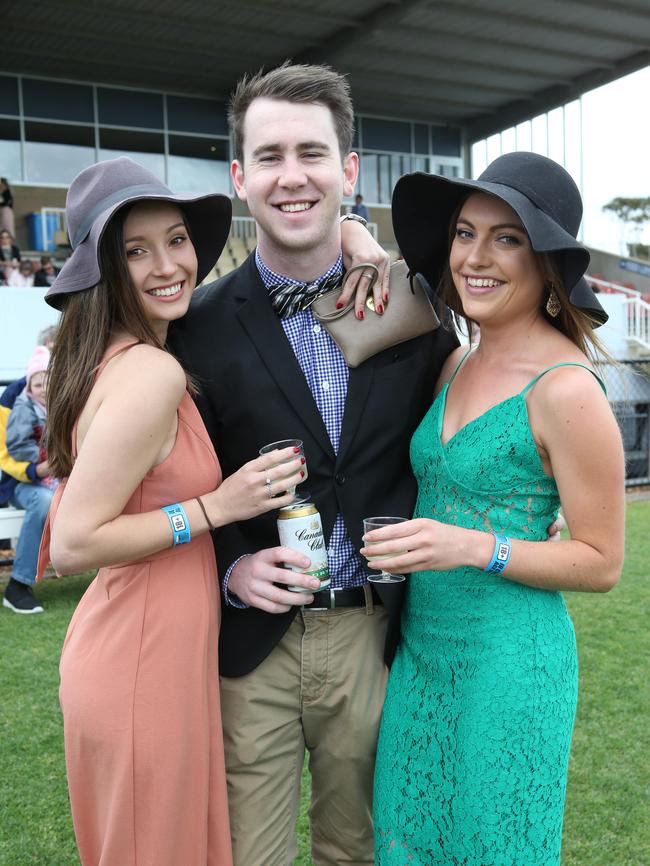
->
[603,197,650,260]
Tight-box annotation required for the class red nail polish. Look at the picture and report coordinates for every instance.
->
[383,293,389,303]
[293,447,300,453]
[377,304,384,314]
[357,310,364,321]
[336,301,344,309]
[300,470,305,477]
[300,457,305,464]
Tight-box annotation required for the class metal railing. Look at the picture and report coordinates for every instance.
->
[602,358,650,486]
[588,275,650,352]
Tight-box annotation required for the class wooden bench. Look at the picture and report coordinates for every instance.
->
[0,506,25,546]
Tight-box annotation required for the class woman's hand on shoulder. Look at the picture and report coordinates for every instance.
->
[338,219,391,319]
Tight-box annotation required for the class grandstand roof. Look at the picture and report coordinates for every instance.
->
[5,0,650,141]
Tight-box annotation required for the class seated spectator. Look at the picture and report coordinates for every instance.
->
[0,227,20,262]
[34,257,60,287]
[8,260,35,287]
[2,346,54,614]
[0,228,20,283]
[0,179,15,237]
[0,325,58,533]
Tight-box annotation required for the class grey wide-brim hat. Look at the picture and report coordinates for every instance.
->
[392,151,607,326]
[45,156,232,310]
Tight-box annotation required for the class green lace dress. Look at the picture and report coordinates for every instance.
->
[374,359,602,866]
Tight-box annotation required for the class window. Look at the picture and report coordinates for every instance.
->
[98,128,165,178]
[97,88,164,130]
[24,122,95,183]
[22,79,94,123]
[434,162,460,178]
[168,135,230,193]
[167,96,227,136]
[432,127,461,158]
[362,118,411,153]
[361,153,420,205]
[414,124,429,154]
[0,76,19,116]
[0,118,21,180]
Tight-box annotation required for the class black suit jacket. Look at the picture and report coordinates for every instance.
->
[169,254,458,676]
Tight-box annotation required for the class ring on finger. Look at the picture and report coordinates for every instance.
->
[265,477,273,497]
[362,271,374,279]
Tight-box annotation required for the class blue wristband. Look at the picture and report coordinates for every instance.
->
[162,503,191,546]
[484,533,511,574]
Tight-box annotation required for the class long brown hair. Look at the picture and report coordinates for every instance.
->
[47,205,187,477]
[437,196,612,364]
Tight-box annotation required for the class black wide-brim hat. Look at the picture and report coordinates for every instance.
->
[46,156,232,310]
[392,151,607,326]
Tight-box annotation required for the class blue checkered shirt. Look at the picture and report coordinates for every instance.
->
[222,252,367,606]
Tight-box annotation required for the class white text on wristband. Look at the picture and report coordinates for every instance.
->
[162,503,191,546]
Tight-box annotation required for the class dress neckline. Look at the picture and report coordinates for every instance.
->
[439,351,604,448]
[438,383,523,449]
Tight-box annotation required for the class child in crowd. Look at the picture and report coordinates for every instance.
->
[3,346,55,613]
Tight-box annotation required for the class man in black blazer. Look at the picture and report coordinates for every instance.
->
[170,63,458,866]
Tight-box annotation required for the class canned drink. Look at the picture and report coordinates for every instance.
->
[277,502,331,592]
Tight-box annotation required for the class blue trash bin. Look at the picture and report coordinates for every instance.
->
[26,212,59,251]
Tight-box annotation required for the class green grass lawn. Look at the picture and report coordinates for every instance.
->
[1,502,648,866]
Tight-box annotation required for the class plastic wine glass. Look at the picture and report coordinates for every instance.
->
[362,516,408,584]
[259,438,309,505]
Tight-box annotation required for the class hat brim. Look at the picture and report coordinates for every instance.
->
[392,172,607,326]
[45,191,231,310]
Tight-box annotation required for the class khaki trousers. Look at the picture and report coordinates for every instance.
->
[220,600,389,866]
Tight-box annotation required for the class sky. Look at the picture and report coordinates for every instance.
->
[471,65,650,257]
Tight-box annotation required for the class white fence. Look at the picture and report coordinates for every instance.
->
[588,276,650,353]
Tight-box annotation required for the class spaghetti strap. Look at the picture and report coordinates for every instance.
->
[447,348,473,386]
[521,362,607,396]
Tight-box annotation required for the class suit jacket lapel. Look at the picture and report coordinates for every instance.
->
[234,257,335,460]
[337,356,376,466]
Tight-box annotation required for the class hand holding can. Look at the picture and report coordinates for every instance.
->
[277,502,330,592]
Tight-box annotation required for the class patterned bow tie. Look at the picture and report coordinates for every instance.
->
[268,271,343,319]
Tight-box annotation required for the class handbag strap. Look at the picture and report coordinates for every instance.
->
[310,262,379,322]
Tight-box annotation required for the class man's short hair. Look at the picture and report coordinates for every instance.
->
[229,61,354,163]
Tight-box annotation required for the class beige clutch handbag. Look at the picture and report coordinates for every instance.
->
[310,259,440,368]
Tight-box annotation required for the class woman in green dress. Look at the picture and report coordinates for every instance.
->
[364,153,625,866]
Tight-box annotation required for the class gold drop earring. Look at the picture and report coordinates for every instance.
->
[546,285,561,318]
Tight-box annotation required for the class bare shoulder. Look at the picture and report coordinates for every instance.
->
[529,357,617,453]
[531,359,607,412]
[107,344,186,396]
[85,345,187,429]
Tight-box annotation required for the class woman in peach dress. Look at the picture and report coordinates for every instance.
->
[39,158,306,866]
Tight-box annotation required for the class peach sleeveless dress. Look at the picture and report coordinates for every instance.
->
[43,343,232,866]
